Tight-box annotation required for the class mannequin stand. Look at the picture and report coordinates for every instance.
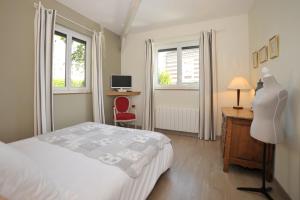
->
[237,143,273,200]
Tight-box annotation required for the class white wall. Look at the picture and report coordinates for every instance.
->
[122,14,252,134]
[249,0,300,199]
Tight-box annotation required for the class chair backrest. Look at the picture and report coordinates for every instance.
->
[114,96,129,113]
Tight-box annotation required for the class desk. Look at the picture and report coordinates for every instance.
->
[106,91,141,96]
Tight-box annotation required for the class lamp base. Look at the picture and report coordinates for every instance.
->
[233,106,243,109]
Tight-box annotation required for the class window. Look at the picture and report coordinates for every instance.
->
[156,41,199,89]
[181,46,199,84]
[53,25,91,93]
[157,48,178,85]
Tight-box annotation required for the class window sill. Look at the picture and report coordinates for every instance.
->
[155,85,199,91]
[53,90,91,95]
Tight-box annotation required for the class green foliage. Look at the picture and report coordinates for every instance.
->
[71,79,85,88]
[71,43,85,64]
[53,79,85,88]
[159,70,172,85]
[53,79,65,88]
[58,35,65,41]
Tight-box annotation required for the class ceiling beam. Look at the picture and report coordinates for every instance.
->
[122,0,142,36]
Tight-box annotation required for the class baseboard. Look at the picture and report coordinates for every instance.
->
[155,128,198,137]
[273,178,292,200]
[154,129,223,141]
[112,124,221,141]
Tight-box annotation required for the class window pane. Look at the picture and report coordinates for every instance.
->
[157,48,177,85]
[71,37,86,88]
[53,32,67,88]
[182,46,199,84]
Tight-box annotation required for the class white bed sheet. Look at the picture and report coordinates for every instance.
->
[10,137,173,200]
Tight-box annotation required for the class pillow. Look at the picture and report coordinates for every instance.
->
[0,141,75,200]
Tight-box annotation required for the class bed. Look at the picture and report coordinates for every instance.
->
[0,122,173,200]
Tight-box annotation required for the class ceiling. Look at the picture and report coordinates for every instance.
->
[57,0,254,35]
[57,0,132,34]
[132,0,254,32]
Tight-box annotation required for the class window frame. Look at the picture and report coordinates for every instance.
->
[154,40,200,90]
[53,25,91,94]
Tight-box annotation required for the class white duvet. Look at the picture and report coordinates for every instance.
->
[9,136,173,200]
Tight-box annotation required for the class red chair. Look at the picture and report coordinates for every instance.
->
[113,96,136,128]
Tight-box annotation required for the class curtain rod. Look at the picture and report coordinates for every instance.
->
[151,29,223,44]
[152,33,199,44]
[33,2,97,33]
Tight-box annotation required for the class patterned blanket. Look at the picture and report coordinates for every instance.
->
[38,122,171,178]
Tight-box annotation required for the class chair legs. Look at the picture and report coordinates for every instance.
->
[114,121,137,129]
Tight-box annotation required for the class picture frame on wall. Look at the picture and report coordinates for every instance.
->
[259,46,268,64]
[269,35,279,59]
[252,51,258,68]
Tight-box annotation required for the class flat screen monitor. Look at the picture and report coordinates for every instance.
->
[111,75,132,88]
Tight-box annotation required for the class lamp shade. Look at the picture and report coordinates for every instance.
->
[228,76,252,90]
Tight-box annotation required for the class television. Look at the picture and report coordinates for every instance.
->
[111,75,132,89]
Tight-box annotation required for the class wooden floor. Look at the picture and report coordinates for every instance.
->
[147,132,289,200]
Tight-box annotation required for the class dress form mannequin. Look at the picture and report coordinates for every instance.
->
[251,67,288,144]
[237,67,288,200]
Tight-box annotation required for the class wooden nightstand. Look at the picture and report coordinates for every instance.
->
[221,107,274,181]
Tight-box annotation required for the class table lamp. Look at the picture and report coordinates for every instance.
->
[228,76,252,109]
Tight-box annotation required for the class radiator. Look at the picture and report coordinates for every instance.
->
[155,106,199,133]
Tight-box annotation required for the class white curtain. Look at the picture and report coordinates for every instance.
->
[198,30,218,140]
[142,39,155,131]
[92,32,105,123]
[34,2,56,136]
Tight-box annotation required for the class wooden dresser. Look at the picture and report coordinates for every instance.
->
[221,107,274,181]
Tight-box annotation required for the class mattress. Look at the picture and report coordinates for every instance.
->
[10,133,173,200]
